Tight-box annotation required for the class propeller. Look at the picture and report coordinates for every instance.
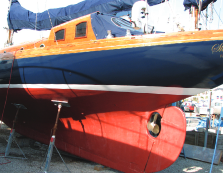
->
[147,113,160,135]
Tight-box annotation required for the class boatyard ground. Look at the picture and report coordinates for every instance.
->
[1,121,223,173]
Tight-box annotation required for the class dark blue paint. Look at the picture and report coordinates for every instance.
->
[9,0,165,31]
[1,40,223,89]
[183,0,217,11]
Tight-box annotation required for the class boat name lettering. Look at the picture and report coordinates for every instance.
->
[212,43,223,54]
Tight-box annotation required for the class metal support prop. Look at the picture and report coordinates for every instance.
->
[204,91,212,147]
[204,117,209,147]
[210,107,223,173]
[171,102,177,106]
[43,100,70,173]
[180,146,186,159]
[0,103,27,159]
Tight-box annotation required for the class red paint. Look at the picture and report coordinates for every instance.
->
[145,106,186,172]
[50,136,55,143]
[0,87,186,173]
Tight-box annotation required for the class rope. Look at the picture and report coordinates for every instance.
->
[200,11,208,29]
[0,153,11,165]
[0,54,16,129]
[47,8,58,45]
[153,0,167,34]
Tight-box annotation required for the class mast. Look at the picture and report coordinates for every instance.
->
[6,0,14,47]
[195,8,199,29]
[194,0,203,30]
[198,0,202,29]
[190,6,198,30]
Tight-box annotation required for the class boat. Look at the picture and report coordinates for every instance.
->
[0,0,223,172]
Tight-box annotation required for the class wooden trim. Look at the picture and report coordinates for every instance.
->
[14,35,223,59]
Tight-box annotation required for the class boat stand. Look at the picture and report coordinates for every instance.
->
[0,103,27,159]
[180,146,186,159]
[42,100,70,173]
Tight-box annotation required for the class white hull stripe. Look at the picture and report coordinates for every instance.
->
[0,84,209,96]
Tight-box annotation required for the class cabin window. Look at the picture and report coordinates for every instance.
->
[75,22,87,38]
[55,29,65,41]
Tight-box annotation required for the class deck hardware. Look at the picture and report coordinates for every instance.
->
[0,103,27,159]
[106,30,113,39]
[126,29,131,37]
[43,100,70,173]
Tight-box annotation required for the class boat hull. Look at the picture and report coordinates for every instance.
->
[0,87,186,173]
[0,38,223,172]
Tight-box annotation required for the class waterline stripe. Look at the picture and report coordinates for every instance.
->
[0,84,209,96]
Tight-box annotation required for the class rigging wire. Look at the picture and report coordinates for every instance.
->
[209,2,214,23]
[213,7,223,26]
[200,11,207,29]
[167,0,179,31]
[45,0,58,45]
[47,10,58,45]
[35,1,38,32]
[200,9,212,30]
[218,0,223,28]
[34,0,38,48]
[154,0,167,33]
[165,0,184,32]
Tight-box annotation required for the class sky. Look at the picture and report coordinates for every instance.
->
[0,0,222,49]
[0,0,84,49]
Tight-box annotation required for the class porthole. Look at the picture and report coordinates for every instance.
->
[40,44,45,48]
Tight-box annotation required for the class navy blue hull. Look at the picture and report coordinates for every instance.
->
[1,40,223,89]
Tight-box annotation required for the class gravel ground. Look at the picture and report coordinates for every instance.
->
[1,122,223,173]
